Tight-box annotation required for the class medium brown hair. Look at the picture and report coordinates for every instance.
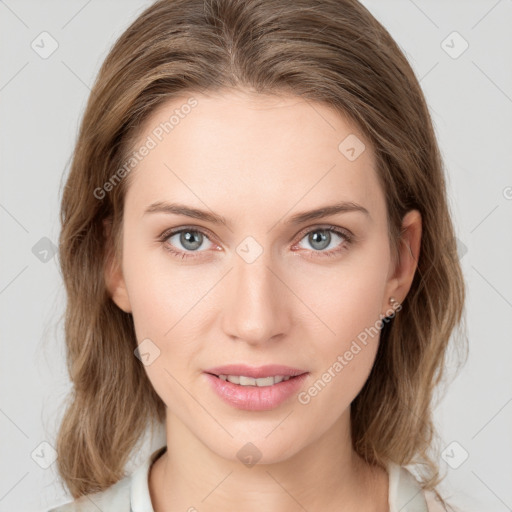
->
[55,0,468,507]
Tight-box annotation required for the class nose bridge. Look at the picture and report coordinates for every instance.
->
[221,243,288,343]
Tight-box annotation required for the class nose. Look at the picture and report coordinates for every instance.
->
[221,249,291,346]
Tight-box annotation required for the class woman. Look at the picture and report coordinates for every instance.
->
[49,0,467,510]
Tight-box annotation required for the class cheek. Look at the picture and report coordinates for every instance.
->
[292,239,389,396]
[293,242,389,343]
[122,246,203,377]
[125,260,201,409]
[298,281,384,418]
[122,242,194,336]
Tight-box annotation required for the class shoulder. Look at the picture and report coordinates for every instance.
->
[47,445,166,512]
[47,476,130,511]
[387,462,449,512]
[424,489,451,512]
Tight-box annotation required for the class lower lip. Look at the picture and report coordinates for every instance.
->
[204,372,309,411]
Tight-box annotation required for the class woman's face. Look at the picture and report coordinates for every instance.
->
[106,88,419,464]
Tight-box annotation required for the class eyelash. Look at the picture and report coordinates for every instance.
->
[157,225,354,261]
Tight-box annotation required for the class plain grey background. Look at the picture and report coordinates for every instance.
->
[1,1,511,510]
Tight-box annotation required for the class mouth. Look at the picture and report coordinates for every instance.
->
[205,372,307,387]
[203,363,308,382]
[203,370,310,411]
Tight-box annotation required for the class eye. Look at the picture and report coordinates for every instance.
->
[159,227,216,259]
[158,224,354,261]
[293,225,353,258]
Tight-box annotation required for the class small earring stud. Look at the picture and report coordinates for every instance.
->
[389,296,400,307]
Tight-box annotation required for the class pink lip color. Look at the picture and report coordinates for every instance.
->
[203,372,309,411]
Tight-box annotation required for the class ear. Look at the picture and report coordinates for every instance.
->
[382,209,422,315]
[103,218,132,314]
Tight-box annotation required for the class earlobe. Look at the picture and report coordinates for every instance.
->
[103,218,132,314]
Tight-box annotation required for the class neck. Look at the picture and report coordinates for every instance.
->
[148,409,388,512]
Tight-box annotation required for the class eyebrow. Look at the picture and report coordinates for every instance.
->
[143,200,370,228]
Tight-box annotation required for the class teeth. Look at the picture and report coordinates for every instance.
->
[218,375,292,386]
[239,375,256,386]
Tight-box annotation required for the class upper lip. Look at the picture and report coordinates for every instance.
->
[204,364,308,379]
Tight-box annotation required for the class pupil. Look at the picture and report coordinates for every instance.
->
[181,230,202,250]
[310,230,330,250]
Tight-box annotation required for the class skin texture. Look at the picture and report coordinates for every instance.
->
[105,88,422,512]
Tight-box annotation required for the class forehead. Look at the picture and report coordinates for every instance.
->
[124,89,385,224]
